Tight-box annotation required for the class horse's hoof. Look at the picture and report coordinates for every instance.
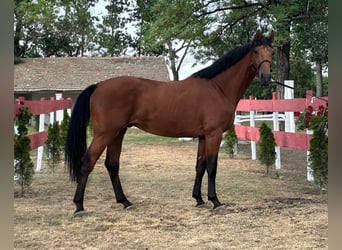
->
[73,210,87,217]
[124,204,134,210]
[213,204,226,211]
[196,203,210,209]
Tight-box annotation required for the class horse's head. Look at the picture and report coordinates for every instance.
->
[251,30,274,85]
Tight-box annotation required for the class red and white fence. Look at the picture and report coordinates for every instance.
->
[14,93,72,171]
[14,84,328,180]
[234,85,328,180]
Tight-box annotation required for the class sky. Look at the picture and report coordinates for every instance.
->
[91,0,212,80]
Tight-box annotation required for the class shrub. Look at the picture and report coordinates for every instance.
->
[60,110,70,151]
[14,107,34,197]
[45,121,63,171]
[258,122,276,175]
[223,125,238,158]
[297,104,328,190]
[308,106,328,191]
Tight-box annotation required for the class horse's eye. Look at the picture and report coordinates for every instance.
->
[254,50,258,55]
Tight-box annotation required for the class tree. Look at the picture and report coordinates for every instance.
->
[14,0,58,57]
[60,110,71,152]
[291,0,328,97]
[270,1,297,99]
[309,112,328,191]
[140,0,205,80]
[45,122,63,171]
[289,53,315,98]
[96,0,132,56]
[258,123,276,176]
[223,125,238,158]
[14,0,99,57]
[14,107,34,197]
[63,0,99,56]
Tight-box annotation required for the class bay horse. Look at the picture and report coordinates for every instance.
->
[65,30,274,215]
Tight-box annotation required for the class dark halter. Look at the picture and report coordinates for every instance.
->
[253,59,272,71]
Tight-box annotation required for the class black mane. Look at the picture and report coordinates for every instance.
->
[192,37,273,79]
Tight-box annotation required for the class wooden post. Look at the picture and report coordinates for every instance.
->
[284,80,295,132]
[306,129,314,181]
[249,96,256,160]
[272,92,281,169]
[55,92,63,124]
[36,98,45,172]
[49,97,55,125]
[67,97,72,117]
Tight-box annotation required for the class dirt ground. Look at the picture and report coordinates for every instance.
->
[14,130,327,249]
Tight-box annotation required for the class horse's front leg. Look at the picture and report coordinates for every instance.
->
[205,134,224,209]
[192,137,206,207]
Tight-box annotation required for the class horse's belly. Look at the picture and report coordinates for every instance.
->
[131,112,203,138]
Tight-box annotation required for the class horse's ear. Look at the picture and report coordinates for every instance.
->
[268,30,275,43]
[253,30,262,41]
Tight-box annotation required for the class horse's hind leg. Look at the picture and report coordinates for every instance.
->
[105,128,132,209]
[73,135,109,214]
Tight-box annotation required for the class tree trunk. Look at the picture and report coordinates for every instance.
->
[315,61,323,97]
[275,41,290,99]
[166,41,179,81]
[14,11,24,57]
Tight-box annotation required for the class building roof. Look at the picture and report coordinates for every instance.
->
[14,56,170,92]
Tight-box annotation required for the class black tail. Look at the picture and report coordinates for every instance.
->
[65,84,97,182]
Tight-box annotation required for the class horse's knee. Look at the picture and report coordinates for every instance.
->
[105,159,119,176]
[79,153,95,176]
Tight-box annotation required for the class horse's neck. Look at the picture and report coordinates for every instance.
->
[212,52,257,106]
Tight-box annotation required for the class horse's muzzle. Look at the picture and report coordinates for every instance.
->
[259,71,271,85]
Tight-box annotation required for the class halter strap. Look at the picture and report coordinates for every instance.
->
[257,59,272,70]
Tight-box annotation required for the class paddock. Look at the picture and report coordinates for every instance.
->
[14,129,327,249]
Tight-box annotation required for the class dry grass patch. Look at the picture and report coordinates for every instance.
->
[15,129,327,249]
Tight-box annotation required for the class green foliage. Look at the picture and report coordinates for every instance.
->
[34,115,39,132]
[14,56,24,64]
[96,0,131,56]
[258,123,276,175]
[14,0,99,57]
[60,110,70,151]
[14,0,328,96]
[289,55,315,98]
[45,121,63,171]
[14,107,34,197]
[306,105,328,190]
[244,78,277,99]
[223,125,238,158]
[296,105,326,130]
[309,130,328,191]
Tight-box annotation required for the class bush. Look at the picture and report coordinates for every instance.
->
[297,104,328,190]
[14,107,34,197]
[45,121,63,171]
[60,110,70,152]
[258,123,276,175]
[223,125,238,158]
[308,106,328,191]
